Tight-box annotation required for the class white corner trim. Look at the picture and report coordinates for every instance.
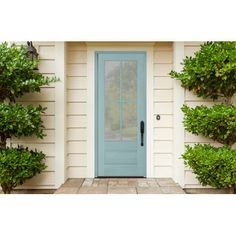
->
[86,43,154,178]
[54,42,66,187]
[146,47,154,177]
[173,42,185,187]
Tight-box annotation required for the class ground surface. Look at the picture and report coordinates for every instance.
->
[54,178,185,194]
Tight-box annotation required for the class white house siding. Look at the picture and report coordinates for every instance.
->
[66,42,88,178]
[12,42,56,188]
[153,42,174,178]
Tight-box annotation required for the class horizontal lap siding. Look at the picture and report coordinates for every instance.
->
[66,43,88,178]
[183,42,217,188]
[13,42,56,188]
[153,42,174,178]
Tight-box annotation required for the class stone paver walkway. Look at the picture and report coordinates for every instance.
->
[54,178,185,194]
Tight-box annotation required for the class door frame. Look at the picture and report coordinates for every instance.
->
[87,43,154,178]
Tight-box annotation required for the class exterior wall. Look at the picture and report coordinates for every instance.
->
[13,42,56,188]
[153,43,174,177]
[66,42,174,178]
[66,42,88,178]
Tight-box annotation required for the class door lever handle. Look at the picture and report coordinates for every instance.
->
[140,121,144,146]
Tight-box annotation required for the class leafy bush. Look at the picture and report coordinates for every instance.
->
[0,42,58,102]
[170,42,236,102]
[0,103,46,148]
[183,144,236,189]
[170,42,236,191]
[0,147,47,194]
[182,104,236,145]
[0,41,58,193]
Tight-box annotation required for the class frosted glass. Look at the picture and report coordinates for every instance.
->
[104,60,137,141]
[122,102,137,140]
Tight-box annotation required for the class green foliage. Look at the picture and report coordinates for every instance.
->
[183,144,236,189]
[182,104,236,145]
[0,147,46,193]
[170,42,236,101]
[0,42,58,102]
[0,103,45,140]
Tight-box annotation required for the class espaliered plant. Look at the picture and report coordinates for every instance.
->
[0,42,58,193]
[170,41,236,192]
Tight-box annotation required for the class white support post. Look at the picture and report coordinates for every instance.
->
[54,42,67,188]
[173,42,185,187]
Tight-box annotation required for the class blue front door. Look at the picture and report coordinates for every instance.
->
[96,52,146,177]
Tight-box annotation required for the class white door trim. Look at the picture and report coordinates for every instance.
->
[86,43,154,178]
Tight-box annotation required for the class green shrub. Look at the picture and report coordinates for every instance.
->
[0,42,58,102]
[170,42,236,102]
[0,147,47,193]
[0,103,46,146]
[182,104,236,145]
[183,144,236,189]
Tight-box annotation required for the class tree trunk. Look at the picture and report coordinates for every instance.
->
[1,184,13,194]
[0,134,7,149]
[225,97,232,105]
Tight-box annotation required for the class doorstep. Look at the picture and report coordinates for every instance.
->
[54,178,186,194]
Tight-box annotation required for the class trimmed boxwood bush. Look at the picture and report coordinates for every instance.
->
[170,41,236,103]
[0,147,46,194]
[170,41,236,192]
[0,42,58,193]
[182,104,236,145]
[183,144,236,189]
[0,103,46,148]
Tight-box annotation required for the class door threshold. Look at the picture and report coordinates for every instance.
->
[96,176,145,178]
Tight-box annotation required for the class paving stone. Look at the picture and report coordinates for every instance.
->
[108,187,137,194]
[62,178,84,188]
[137,179,149,187]
[184,188,230,194]
[161,186,185,194]
[137,187,163,194]
[82,178,94,187]
[54,187,78,194]
[108,179,130,187]
[138,179,158,187]
[77,186,107,194]
[156,178,177,187]
[127,179,138,186]
[92,178,109,187]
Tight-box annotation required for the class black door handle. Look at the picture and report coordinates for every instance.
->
[140,121,144,146]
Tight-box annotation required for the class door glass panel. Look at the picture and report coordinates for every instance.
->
[105,61,121,140]
[122,102,137,140]
[105,61,120,101]
[104,60,138,141]
[105,101,120,140]
[122,61,137,101]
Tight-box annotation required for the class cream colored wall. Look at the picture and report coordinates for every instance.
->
[153,43,174,177]
[13,42,56,188]
[66,42,88,178]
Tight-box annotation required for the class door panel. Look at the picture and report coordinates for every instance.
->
[96,52,146,177]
